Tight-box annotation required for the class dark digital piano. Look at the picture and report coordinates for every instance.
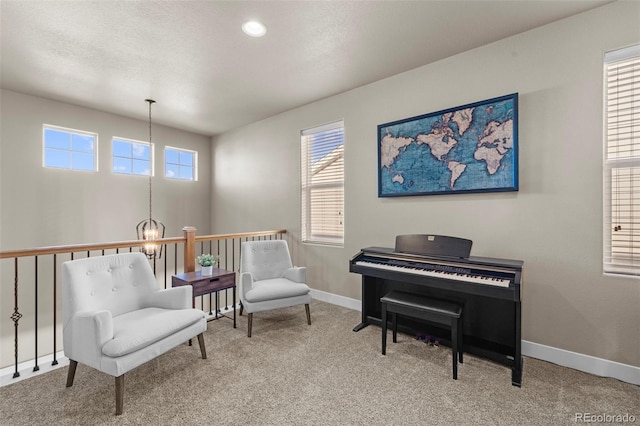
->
[349,234,524,386]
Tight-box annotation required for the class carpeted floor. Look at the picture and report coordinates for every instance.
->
[0,301,638,425]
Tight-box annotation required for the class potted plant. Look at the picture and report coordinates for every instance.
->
[197,253,220,276]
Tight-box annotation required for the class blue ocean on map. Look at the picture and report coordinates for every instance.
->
[379,97,516,196]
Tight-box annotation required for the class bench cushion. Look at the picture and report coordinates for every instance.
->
[381,291,462,318]
[102,307,204,357]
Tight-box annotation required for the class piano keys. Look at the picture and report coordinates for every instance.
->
[349,235,524,386]
[353,259,512,287]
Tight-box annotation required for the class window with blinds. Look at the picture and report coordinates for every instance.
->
[604,45,640,276]
[301,121,344,245]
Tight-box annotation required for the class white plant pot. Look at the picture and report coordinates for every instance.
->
[201,266,213,276]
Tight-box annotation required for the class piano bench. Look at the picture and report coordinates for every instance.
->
[380,290,463,380]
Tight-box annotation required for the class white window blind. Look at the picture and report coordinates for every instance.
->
[301,121,344,245]
[604,45,640,276]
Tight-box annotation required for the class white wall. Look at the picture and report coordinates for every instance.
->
[212,1,640,368]
[0,91,212,367]
[0,90,212,246]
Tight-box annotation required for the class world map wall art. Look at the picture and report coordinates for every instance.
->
[378,93,518,197]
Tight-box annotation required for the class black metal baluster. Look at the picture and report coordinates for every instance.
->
[33,256,39,372]
[163,244,167,289]
[52,254,58,366]
[174,243,178,275]
[11,258,22,378]
[224,239,228,271]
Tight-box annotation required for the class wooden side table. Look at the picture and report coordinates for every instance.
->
[172,269,236,328]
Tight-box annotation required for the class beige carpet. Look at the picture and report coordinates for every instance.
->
[0,301,637,425]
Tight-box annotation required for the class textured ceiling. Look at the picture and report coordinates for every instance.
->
[1,0,613,136]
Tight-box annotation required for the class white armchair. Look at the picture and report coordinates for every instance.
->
[239,240,311,337]
[62,252,207,415]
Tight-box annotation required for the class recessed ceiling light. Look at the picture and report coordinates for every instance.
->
[242,20,266,37]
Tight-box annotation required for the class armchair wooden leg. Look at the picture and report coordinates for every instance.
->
[239,302,243,316]
[66,360,78,387]
[305,304,311,325]
[197,333,207,359]
[247,313,253,338]
[115,374,124,416]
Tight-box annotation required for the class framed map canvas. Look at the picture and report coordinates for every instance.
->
[378,93,518,197]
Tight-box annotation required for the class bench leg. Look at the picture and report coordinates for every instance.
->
[381,302,387,355]
[392,312,398,343]
[458,316,463,364]
[451,318,458,380]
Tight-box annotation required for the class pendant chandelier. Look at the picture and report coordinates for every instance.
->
[136,99,165,258]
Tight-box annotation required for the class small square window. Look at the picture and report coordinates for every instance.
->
[165,146,197,181]
[43,126,97,171]
[112,138,153,176]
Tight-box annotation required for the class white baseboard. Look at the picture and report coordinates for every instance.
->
[310,288,361,310]
[1,351,69,387]
[522,341,640,386]
[310,289,640,386]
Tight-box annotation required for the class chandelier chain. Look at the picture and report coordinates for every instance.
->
[146,99,155,227]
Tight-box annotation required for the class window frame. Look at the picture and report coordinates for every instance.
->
[301,120,345,246]
[42,124,98,171]
[111,136,154,177]
[164,146,197,181]
[603,44,640,277]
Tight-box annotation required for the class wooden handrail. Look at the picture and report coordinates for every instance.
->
[194,229,286,242]
[0,229,286,259]
[0,237,186,259]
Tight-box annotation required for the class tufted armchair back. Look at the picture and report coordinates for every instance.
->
[240,240,294,281]
[63,252,158,325]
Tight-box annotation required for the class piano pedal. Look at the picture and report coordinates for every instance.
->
[416,334,440,346]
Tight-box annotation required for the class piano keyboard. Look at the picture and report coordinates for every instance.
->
[354,260,511,288]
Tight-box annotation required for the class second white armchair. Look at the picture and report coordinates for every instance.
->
[239,240,311,337]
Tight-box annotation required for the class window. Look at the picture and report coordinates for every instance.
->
[43,125,97,171]
[112,138,153,176]
[165,146,196,180]
[604,44,640,276]
[301,120,344,245]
